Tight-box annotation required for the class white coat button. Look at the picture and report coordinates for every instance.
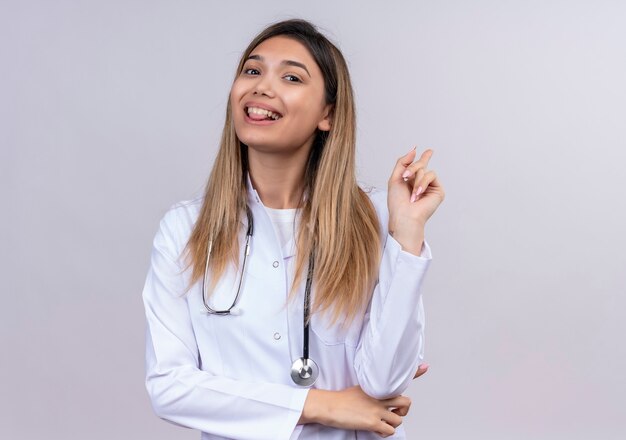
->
[272,261,279,268]
[273,332,281,340]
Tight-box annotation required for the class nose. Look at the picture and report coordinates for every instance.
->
[253,74,275,98]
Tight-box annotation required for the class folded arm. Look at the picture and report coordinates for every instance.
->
[353,234,432,399]
[143,211,309,440]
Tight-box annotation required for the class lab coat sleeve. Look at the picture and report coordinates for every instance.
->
[353,232,432,400]
[142,207,309,440]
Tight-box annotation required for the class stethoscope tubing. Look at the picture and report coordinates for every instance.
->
[201,205,319,386]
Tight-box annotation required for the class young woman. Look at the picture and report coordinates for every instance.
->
[142,19,444,439]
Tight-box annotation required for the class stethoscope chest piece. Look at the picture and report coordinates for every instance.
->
[204,207,321,387]
[291,357,319,387]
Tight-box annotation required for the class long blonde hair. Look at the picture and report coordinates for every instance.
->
[182,19,381,326]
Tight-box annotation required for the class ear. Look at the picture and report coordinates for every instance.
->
[317,104,334,132]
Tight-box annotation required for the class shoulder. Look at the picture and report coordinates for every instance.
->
[360,184,386,209]
[163,195,204,228]
[153,194,204,260]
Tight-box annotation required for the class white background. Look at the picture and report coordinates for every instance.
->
[2,0,625,438]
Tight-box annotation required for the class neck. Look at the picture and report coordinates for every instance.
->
[247,147,310,209]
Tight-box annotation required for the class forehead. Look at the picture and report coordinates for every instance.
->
[249,36,319,69]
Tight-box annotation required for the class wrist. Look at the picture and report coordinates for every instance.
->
[299,389,331,425]
[389,214,426,233]
[389,217,425,256]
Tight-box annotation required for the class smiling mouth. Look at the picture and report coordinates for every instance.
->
[246,106,282,121]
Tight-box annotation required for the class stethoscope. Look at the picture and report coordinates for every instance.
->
[201,206,319,387]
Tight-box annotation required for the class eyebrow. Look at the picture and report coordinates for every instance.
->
[246,54,311,78]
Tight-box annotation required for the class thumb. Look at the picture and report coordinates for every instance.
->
[390,146,417,182]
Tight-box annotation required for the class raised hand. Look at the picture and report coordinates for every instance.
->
[387,147,445,255]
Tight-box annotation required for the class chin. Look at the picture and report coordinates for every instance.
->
[235,130,287,153]
[242,140,288,154]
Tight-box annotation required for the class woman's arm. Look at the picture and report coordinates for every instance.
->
[297,366,429,436]
[143,209,309,440]
[298,386,409,437]
[353,232,432,399]
[354,148,444,399]
[388,148,445,252]
[145,206,427,438]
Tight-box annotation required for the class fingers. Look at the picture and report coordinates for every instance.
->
[392,405,410,417]
[409,167,426,202]
[383,395,411,416]
[382,410,403,428]
[390,147,436,204]
[383,394,411,407]
[401,149,433,182]
[411,170,438,203]
[374,418,396,437]
[374,409,404,437]
[389,396,411,417]
[414,363,429,379]
[373,395,410,437]
[391,146,418,180]
[374,413,402,438]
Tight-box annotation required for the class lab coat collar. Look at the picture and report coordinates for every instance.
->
[244,173,297,259]
[246,174,263,205]
[244,173,310,206]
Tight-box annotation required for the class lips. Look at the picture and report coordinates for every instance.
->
[244,102,283,121]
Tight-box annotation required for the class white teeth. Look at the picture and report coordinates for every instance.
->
[246,106,281,120]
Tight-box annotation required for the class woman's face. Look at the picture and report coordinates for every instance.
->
[230,36,333,155]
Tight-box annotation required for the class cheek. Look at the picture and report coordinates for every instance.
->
[229,86,239,110]
[229,93,246,126]
[229,80,246,108]
[285,92,317,118]
[287,96,326,127]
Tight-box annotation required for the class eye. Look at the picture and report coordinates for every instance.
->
[283,74,302,83]
[243,68,260,75]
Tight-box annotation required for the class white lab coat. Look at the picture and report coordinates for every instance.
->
[142,179,432,440]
